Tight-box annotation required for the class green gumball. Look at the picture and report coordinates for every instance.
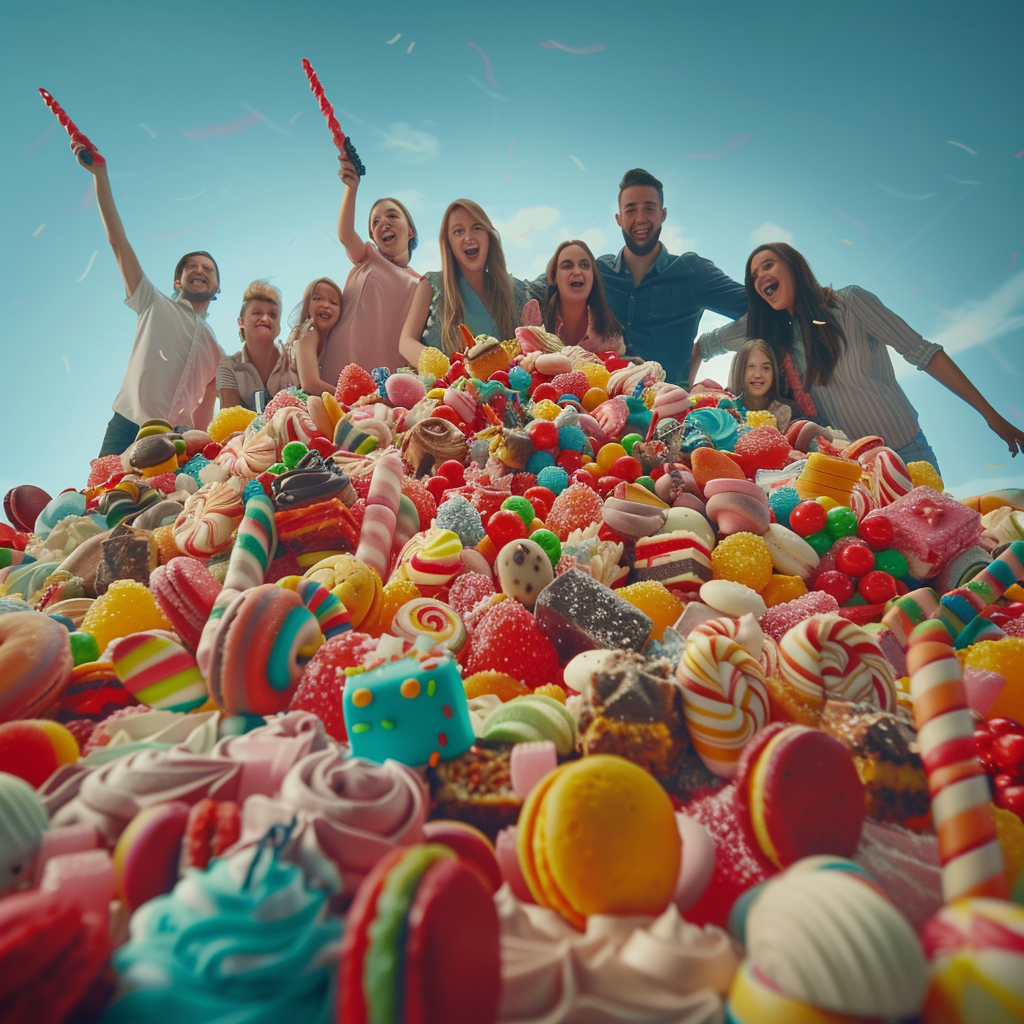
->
[529,529,561,569]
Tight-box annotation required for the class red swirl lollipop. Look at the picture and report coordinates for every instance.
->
[301,59,365,175]
[38,88,105,165]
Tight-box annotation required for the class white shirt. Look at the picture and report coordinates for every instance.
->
[112,274,224,426]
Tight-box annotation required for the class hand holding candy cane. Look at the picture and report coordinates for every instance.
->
[302,59,365,176]
[38,88,105,166]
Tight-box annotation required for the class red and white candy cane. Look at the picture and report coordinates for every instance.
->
[38,88,104,165]
[907,619,1008,903]
[355,447,403,579]
[301,59,365,176]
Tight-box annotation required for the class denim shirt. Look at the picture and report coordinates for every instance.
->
[595,247,747,385]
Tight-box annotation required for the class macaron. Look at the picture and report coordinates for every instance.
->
[149,557,222,650]
[734,722,866,870]
[762,523,820,579]
[517,754,681,928]
[113,801,191,911]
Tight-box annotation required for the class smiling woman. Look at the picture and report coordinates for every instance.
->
[283,277,343,397]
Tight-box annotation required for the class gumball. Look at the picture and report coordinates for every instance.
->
[435,460,465,486]
[69,630,99,666]
[824,505,859,540]
[536,466,570,495]
[636,476,656,493]
[267,462,287,475]
[529,420,559,450]
[530,529,562,569]
[556,450,583,473]
[202,442,222,460]
[805,530,833,557]
[532,383,559,404]
[789,500,827,537]
[523,486,556,519]
[431,405,460,426]
[873,548,908,578]
[858,515,893,550]
[582,387,608,411]
[858,570,897,604]
[424,476,449,503]
[307,437,336,459]
[281,442,308,469]
[597,475,623,496]
[620,433,644,455]
[835,543,875,578]
[570,470,598,491]
[596,443,628,474]
[486,509,528,549]
[489,370,511,387]
[0,720,80,787]
[815,496,840,512]
[814,570,855,604]
[610,456,642,483]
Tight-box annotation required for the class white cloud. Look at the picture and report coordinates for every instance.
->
[750,221,794,246]
[492,206,561,248]
[577,227,607,253]
[375,122,440,162]
[389,189,426,207]
[660,222,699,255]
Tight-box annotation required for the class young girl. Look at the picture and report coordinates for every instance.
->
[727,338,793,432]
[399,199,534,366]
[284,277,343,397]
[521,239,625,354]
[319,155,423,382]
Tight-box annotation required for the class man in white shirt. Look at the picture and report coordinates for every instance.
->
[74,144,225,456]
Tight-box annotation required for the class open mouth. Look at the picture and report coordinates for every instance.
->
[569,280,586,290]
[382,231,396,244]
[463,245,480,260]
[762,282,778,297]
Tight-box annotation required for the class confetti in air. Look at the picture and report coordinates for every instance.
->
[467,42,498,89]
[984,464,1007,469]
[468,76,509,101]
[878,184,936,201]
[406,41,415,53]
[159,350,168,361]
[570,155,586,170]
[76,251,97,282]
[946,140,977,155]
[386,33,401,44]
[684,133,750,161]
[139,123,156,138]
[833,207,870,233]
[175,190,207,201]
[288,111,302,124]
[62,356,70,375]
[1008,253,1018,273]
[541,40,607,54]
[182,109,263,139]
[842,239,854,246]
[505,173,510,185]
[812,320,827,325]
[507,139,515,155]
[1014,149,1024,159]
[32,224,45,237]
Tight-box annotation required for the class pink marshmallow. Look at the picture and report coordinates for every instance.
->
[510,740,558,800]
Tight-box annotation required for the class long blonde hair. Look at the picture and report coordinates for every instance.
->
[439,199,518,350]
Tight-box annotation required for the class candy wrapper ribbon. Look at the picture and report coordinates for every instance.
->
[38,88,105,165]
[301,58,365,175]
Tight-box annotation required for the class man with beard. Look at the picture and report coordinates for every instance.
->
[74,144,224,455]
[596,168,746,386]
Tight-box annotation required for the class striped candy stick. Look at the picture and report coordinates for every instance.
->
[355,447,404,580]
[933,540,1024,639]
[907,619,1008,903]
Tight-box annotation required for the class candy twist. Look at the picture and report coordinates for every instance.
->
[779,613,897,711]
[355,447,404,579]
[907,620,1007,903]
[301,59,365,175]
[676,634,770,778]
[173,479,246,558]
[933,540,1024,640]
[38,88,105,164]
[276,576,351,639]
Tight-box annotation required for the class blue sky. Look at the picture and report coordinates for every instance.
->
[2,0,1022,511]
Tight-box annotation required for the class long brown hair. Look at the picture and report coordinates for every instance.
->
[728,338,782,405]
[438,199,518,350]
[542,239,623,340]
[744,243,846,387]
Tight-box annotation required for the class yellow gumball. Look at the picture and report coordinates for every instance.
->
[582,387,609,411]
[596,443,628,474]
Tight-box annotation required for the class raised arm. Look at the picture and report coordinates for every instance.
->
[337,155,366,266]
[73,143,143,299]
[398,278,435,368]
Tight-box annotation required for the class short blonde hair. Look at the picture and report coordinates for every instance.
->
[239,280,281,318]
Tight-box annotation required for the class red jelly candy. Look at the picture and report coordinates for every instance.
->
[814,570,855,604]
[857,570,897,604]
[789,500,828,537]
[486,509,528,549]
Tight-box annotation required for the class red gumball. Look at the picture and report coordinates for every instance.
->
[532,383,559,404]
[524,486,556,519]
[431,405,460,426]
[989,718,1024,738]
[609,456,642,483]
[306,437,336,459]
[789,500,827,537]
[202,442,222,460]
[486,509,528,549]
[814,570,855,604]
[991,732,1024,773]
[857,570,897,604]
[489,370,511,387]
[858,515,894,551]
[995,784,1024,818]
[835,543,875,579]
[437,460,466,486]
[556,450,583,473]
[570,470,599,490]
[529,420,559,450]
[424,476,450,503]
[597,475,624,496]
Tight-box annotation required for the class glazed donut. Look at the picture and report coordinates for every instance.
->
[778,613,897,711]
[392,597,466,651]
[0,611,74,721]
[205,584,323,715]
[676,633,770,778]
[172,478,245,557]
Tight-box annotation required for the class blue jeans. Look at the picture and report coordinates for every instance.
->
[894,429,941,476]
[98,412,140,457]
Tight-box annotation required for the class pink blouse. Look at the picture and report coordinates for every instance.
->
[521,298,625,355]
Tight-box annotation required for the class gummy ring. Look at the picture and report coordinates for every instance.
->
[392,598,467,652]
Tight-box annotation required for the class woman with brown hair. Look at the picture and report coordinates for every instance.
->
[691,242,1024,469]
[522,239,625,354]
[727,338,793,433]
[399,199,534,366]
[216,281,298,411]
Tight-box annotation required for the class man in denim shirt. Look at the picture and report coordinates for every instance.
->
[596,169,747,385]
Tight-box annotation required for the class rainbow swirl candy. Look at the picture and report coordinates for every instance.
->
[276,576,351,639]
[402,529,464,590]
[391,597,466,651]
[907,619,1007,903]
[676,633,770,778]
[778,613,897,711]
[173,478,245,558]
[934,540,1024,640]
[109,631,208,712]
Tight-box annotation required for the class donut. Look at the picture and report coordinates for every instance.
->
[172,478,245,557]
[676,633,770,778]
[0,611,74,722]
[205,584,323,715]
[392,597,466,651]
[778,613,897,713]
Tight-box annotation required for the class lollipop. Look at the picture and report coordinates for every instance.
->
[301,58,365,175]
[38,88,104,165]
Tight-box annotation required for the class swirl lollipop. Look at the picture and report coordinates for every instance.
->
[38,88,104,165]
[301,58,365,175]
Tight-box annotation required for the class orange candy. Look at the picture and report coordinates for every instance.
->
[691,448,745,490]
[463,671,530,702]
[760,574,809,606]
[711,532,774,592]
[363,578,422,637]
[616,581,683,641]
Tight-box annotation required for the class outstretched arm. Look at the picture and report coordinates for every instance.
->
[924,350,1024,457]
[73,143,143,299]
[337,155,366,266]
[398,278,434,368]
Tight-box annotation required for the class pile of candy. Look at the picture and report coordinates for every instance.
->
[2,329,1024,1024]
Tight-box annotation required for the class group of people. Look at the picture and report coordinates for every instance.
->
[73,143,1024,468]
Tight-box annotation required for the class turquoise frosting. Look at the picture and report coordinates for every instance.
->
[683,407,739,451]
[103,843,341,1024]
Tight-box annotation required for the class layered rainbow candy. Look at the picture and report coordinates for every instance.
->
[934,540,1024,641]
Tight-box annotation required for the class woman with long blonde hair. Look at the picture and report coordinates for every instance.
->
[399,199,533,365]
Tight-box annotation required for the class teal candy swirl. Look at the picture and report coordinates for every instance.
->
[103,846,341,1024]
[683,407,739,451]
